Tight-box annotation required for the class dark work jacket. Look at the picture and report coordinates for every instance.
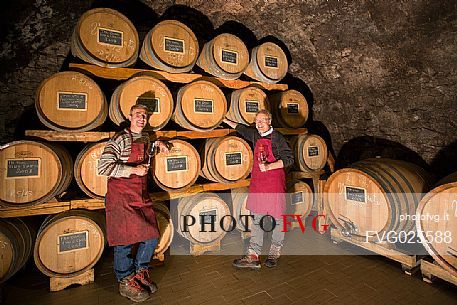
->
[235,124,294,168]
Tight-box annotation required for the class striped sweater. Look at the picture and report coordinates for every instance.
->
[98,128,150,178]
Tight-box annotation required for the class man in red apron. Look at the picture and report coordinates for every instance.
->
[98,105,168,302]
[223,110,294,269]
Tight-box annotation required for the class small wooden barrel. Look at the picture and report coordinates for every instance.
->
[270,90,308,128]
[173,80,227,131]
[226,87,269,125]
[0,141,73,207]
[140,20,199,73]
[0,218,34,284]
[34,210,106,277]
[35,72,107,132]
[416,171,457,277]
[71,8,139,67]
[200,136,253,183]
[290,134,328,172]
[231,187,251,233]
[244,42,288,84]
[286,181,313,222]
[109,75,174,130]
[152,140,200,191]
[196,33,249,80]
[74,141,108,199]
[177,193,231,244]
[152,202,174,261]
[324,158,431,242]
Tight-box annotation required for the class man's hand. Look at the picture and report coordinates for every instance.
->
[156,140,170,153]
[259,163,269,172]
[222,118,237,129]
[132,164,149,176]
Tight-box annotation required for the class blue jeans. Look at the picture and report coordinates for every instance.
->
[114,238,158,282]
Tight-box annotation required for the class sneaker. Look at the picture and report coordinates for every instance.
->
[119,274,150,302]
[135,268,158,294]
[232,254,261,269]
[264,256,278,268]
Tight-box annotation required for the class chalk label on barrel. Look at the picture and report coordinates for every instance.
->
[308,146,319,157]
[221,49,238,64]
[287,103,299,114]
[265,56,279,68]
[98,28,123,46]
[164,37,185,53]
[245,101,259,113]
[194,99,214,113]
[137,94,160,114]
[58,92,87,110]
[166,156,188,173]
[6,159,40,178]
[225,152,243,166]
[58,231,89,253]
[291,192,304,205]
[345,186,366,203]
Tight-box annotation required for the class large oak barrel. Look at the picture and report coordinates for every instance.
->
[71,8,139,67]
[244,42,288,84]
[140,20,199,73]
[231,187,251,233]
[416,171,457,277]
[0,141,73,207]
[286,181,313,223]
[74,141,108,199]
[35,72,107,132]
[109,75,174,131]
[152,140,200,191]
[152,202,174,261]
[324,158,431,241]
[177,193,231,245]
[34,210,106,277]
[200,136,253,183]
[0,218,34,284]
[173,80,227,131]
[226,87,269,125]
[290,134,328,172]
[196,33,249,80]
[270,90,308,128]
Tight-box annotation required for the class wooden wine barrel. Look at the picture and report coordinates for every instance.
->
[286,181,313,222]
[290,134,328,172]
[177,193,231,244]
[231,187,251,233]
[71,8,139,67]
[244,42,288,84]
[324,158,431,242]
[152,140,200,191]
[74,141,108,199]
[200,136,253,183]
[226,87,269,125]
[416,171,457,277]
[0,141,73,207]
[0,218,34,284]
[270,90,308,128]
[109,75,174,130]
[152,201,174,261]
[196,33,249,80]
[173,80,227,131]
[35,72,107,132]
[34,210,106,277]
[140,20,199,73]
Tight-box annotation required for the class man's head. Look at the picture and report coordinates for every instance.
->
[129,104,149,133]
[255,109,272,133]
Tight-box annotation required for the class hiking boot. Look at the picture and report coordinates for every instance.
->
[119,274,150,302]
[135,268,158,294]
[232,254,261,269]
[264,256,279,268]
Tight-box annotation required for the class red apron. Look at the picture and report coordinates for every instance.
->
[105,131,159,246]
[246,135,286,219]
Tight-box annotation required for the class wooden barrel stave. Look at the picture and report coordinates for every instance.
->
[227,87,269,125]
[270,90,308,128]
[244,42,288,84]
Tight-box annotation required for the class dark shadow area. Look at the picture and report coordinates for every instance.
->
[160,5,214,53]
[336,136,431,171]
[430,139,457,179]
